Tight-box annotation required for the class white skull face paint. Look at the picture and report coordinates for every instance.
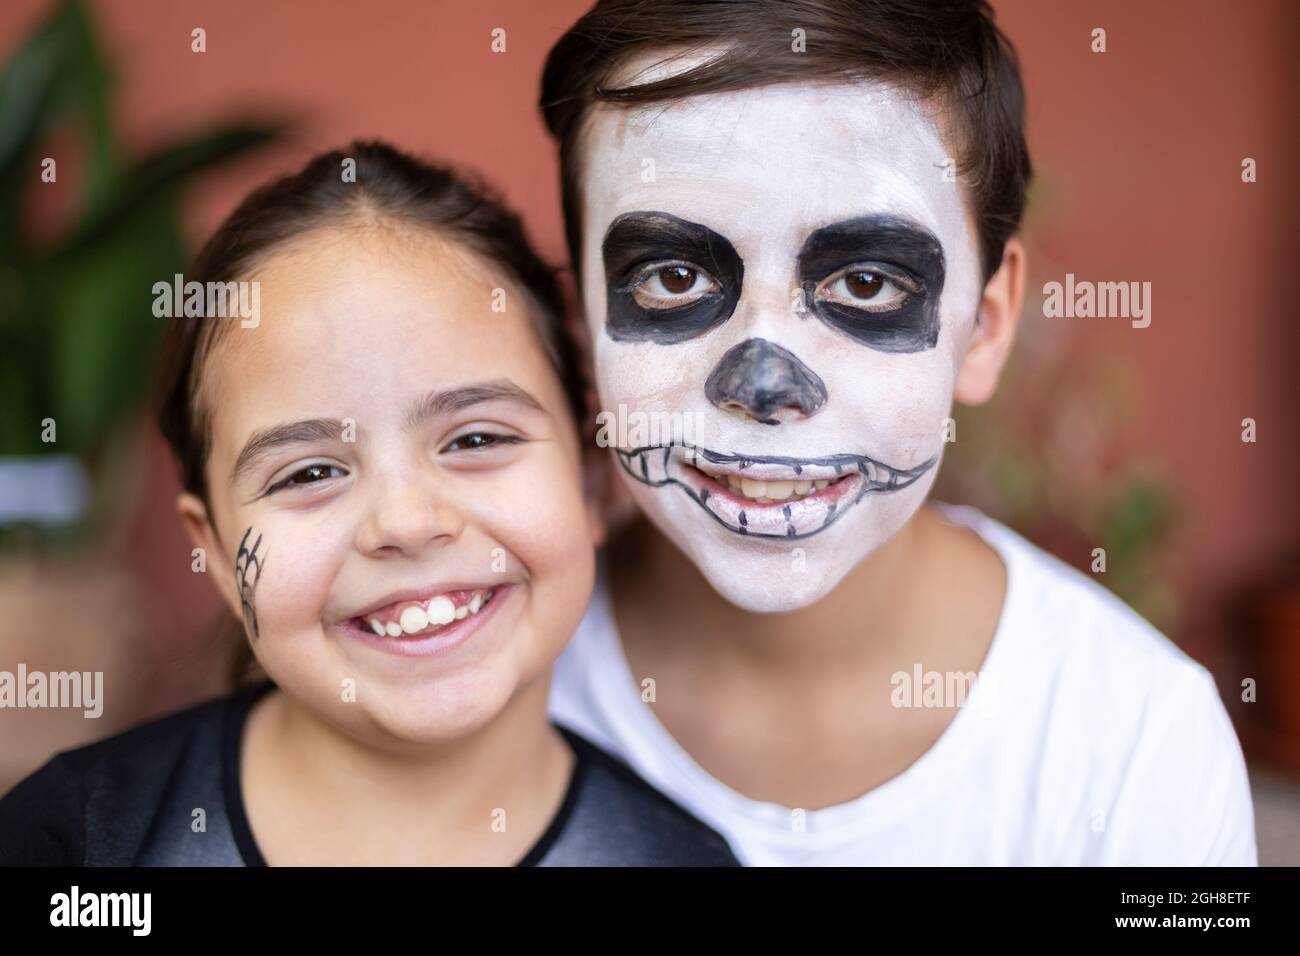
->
[579,75,984,612]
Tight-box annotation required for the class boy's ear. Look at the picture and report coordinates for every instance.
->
[954,237,1027,406]
[177,492,242,621]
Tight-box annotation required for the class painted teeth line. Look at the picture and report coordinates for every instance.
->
[714,474,835,503]
[367,589,495,637]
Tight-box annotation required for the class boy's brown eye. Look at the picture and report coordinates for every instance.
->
[660,266,696,294]
[626,261,720,310]
[845,271,884,300]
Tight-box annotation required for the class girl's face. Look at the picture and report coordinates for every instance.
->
[183,224,598,748]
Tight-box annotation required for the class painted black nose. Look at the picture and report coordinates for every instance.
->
[704,338,828,425]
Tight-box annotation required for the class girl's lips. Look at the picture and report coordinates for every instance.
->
[339,584,512,658]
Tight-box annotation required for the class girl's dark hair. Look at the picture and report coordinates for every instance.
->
[154,140,584,689]
[540,0,1032,283]
[156,139,583,506]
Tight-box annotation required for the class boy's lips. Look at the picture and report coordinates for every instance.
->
[613,441,938,539]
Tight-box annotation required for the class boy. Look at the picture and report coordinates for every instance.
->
[541,0,1256,864]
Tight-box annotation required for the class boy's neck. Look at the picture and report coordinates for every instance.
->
[610,503,999,675]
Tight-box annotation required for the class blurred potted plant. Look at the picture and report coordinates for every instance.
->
[934,267,1178,631]
[0,0,281,547]
[0,0,282,791]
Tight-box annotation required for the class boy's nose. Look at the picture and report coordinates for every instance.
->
[355,470,465,557]
[704,337,828,425]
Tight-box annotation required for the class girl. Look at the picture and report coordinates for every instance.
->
[0,141,738,867]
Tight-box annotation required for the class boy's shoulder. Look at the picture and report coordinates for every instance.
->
[540,724,740,866]
[945,505,1256,864]
[939,502,1210,685]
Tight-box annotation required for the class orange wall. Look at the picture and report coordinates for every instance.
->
[2,0,1296,691]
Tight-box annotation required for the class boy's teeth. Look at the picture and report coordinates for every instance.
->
[469,593,483,614]
[718,473,835,503]
[385,621,403,637]
[370,619,385,636]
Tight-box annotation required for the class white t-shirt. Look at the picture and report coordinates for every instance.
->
[547,504,1258,865]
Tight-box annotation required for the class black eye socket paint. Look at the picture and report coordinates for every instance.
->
[235,526,266,640]
[601,211,744,345]
[797,215,946,353]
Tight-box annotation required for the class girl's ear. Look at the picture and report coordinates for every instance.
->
[177,492,242,622]
[954,237,1027,406]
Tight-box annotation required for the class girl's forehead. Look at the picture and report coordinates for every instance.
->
[579,81,971,260]
[201,231,557,443]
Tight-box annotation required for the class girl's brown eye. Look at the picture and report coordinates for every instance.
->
[845,271,884,300]
[268,463,346,495]
[443,432,522,453]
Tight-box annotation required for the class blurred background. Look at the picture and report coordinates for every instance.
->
[1,0,1297,862]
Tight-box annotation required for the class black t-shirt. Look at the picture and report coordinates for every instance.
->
[0,679,739,866]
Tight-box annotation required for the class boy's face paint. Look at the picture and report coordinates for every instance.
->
[200,227,598,747]
[579,75,984,611]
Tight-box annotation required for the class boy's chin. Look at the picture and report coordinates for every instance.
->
[700,565,847,614]
[650,513,876,614]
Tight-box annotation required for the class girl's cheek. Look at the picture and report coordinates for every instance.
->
[469,451,593,575]
[227,511,351,643]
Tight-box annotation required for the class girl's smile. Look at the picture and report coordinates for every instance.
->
[337,583,511,658]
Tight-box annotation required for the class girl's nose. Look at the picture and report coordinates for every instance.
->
[355,468,465,558]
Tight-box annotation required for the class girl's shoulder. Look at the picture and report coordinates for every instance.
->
[0,680,272,866]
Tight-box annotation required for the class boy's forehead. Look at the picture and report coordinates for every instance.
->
[580,80,969,251]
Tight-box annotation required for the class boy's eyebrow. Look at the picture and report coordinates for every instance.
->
[231,380,545,485]
[797,214,947,284]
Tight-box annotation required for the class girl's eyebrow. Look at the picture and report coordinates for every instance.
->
[232,418,344,484]
[404,379,544,429]
[231,380,545,484]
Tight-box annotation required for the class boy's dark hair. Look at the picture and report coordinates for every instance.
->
[539,0,1032,283]
[155,139,582,506]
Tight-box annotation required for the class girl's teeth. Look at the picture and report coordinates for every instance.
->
[427,595,456,626]
[399,605,428,635]
[365,588,495,637]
